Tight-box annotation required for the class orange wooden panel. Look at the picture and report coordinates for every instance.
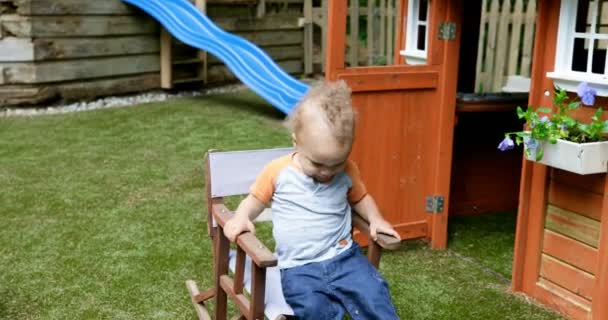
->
[545,205,601,248]
[548,180,603,221]
[540,254,595,301]
[336,71,439,92]
[551,169,605,195]
[535,279,592,320]
[543,229,598,275]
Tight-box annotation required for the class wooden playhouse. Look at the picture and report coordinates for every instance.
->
[324,0,606,319]
[511,1,608,319]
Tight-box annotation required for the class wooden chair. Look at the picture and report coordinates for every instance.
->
[186,148,401,320]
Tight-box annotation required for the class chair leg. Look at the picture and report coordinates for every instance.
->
[368,241,382,269]
[214,228,231,319]
[186,280,212,320]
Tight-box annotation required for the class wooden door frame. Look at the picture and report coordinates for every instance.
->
[325,0,462,249]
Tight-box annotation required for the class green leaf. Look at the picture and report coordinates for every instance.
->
[535,147,544,162]
[536,107,552,113]
[567,101,581,110]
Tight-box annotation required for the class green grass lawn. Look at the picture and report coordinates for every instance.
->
[0,90,562,319]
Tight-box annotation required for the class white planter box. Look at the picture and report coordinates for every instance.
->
[525,139,608,175]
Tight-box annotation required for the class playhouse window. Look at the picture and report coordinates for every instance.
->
[549,0,608,95]
[399,0,430,65]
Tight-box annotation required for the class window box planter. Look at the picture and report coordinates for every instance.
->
[524,138,608,175]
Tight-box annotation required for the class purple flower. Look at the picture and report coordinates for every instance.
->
[525,138,539,151]
[577,82,597,106]
[560,123,568,131]
[498,136,515,151]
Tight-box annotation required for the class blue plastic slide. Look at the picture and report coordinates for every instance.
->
[123,0,309,114]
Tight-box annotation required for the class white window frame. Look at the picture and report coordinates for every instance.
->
[399,0,430,65]
[548,0,608,95]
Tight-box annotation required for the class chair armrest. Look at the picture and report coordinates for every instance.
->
[212,202,278,268]
[352,213,401,250]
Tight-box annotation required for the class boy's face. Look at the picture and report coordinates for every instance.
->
[293,128,351,183]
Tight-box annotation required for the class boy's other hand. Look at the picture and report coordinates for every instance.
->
[224,216,255,242]
[369,218,401,241]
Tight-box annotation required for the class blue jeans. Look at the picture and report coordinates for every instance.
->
[280,243,399,320]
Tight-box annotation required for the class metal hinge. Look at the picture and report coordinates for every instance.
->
[438,22,457,40]
[425,195,444,213]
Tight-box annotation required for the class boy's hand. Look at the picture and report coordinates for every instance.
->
[369,218,401,241]
[224,216,255,242]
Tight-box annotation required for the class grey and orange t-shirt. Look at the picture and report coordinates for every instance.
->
[250,153,367,269]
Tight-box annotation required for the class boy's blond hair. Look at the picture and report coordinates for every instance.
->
[289,80,355,145]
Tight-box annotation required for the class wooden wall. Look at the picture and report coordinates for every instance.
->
[511,1,608,319]
[0,0,305,106]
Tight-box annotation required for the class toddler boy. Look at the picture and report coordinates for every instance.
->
[224,80,400,319]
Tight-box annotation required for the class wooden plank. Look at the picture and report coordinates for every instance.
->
[206,59,302,83]
[0,15,158,38]
[321,0,328,72]
[548,180,603,221]
[543,229,598,275]
[303,0,313,74]
[238,30,303,46]
[349,1,359,67]
[520,0,536,77]
[196,0,207,83]
[540,254,595,301]
[56,73,160,100]
[2,36,159,62]
[14,0,136,15]
[336,71,438,92]
[367,0,374,65]
[0,38,34,61]
[379,0,386,59]
[474,0,488,92]
[214,15,301,32]
[545,204,601,248]
[485,0,499,90]
[508,0,524,76]
[207,45,303,65]
[551,169,605,195]
[386,0,394,65]
[536,279,592,320]
[0,55,159,84]
[492,0,509,91]
[0,85,57,105]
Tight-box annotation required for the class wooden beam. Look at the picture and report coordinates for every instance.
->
[3,36,158,62]
[0,73,160,105]
[0,15,158,38]
[13,0,137,15]
[160,28,173,89]
[0,55,159,84]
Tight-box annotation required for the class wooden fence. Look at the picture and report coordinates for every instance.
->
[475,0,536,93]
[303,0,399,73]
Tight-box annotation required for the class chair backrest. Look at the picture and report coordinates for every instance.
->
[207,147,294,198]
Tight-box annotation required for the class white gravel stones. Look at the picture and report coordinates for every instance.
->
[0,84,248,117]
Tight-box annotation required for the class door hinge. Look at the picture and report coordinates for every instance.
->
[425,195,444,213]
[438,22,457,40]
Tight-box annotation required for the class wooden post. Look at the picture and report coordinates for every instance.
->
[195,0,208,84]
[160,28,173,89]
[303,0,313,74]
[592,176,608,319]
[379,0,386,59]
[257,0,266,19]
[474,0,488,92]
[508,0,524,76]
[521,0,536,77]
[325,0,346,78]
[321,0,328,72]
[492,0,510,91]
[367,0,374,65]
[349,0,359,67]
[387,0,394,65]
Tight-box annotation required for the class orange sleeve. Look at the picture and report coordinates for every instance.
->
[345,160,368,203]
[250,155,291,205]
